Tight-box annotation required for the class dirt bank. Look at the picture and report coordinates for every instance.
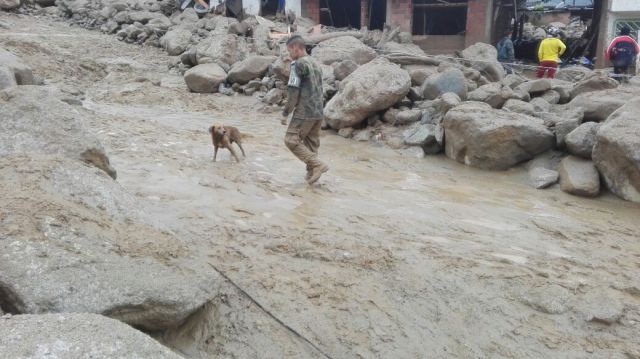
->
[1,12,639,358]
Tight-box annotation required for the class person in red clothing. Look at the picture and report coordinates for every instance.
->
[605,26,640,82]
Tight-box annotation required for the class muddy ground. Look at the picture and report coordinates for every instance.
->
[2,12,640,359]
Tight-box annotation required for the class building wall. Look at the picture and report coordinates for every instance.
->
[465,0,493,46]
[286,0,302,16]
[386,0,412,33]
[301,0,320,23]
[611,0,640,12]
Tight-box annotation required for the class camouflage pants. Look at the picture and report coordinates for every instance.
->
[284,118,323,169]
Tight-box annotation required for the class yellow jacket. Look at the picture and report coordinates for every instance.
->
[538,38,566,63]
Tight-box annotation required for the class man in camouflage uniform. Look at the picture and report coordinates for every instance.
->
[281,35,329,184]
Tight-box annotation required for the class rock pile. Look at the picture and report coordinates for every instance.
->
[10,0,637,204]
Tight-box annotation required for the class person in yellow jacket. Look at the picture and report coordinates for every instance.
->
[537,28,566,78]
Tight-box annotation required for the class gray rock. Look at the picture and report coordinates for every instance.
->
[566,122,600,159]
[515,79,551,95]
[405,65,439,87]
[422,68,467,101]
[519,284,571,314]
[443,102,555,170]
[407,86,424,102]
[147,16,172,31]
[0,314,182,359]
[394,109,422,125]
[324,58,410,129]
[569,88,635,122]
[128,10,162,24]
[593,98,640,203]
[0,65,17,90]
[160,28,192,56]
[184,63,227,93]
[549,79,573,103]
[227,55,277,85]
[338,127,354,138]
[171,8,198,25]
[404,123,442,154]
[332,59,358,81]
[540,90,560,105]
[0,47,34,85]
[263,88,284,105]
[467,82,518,108]
[530,97,552,112]
[0,154,217,330]
[353,129,372,141]
[555,65,593,82]
[555,117,582,149]
[0,86,116,179]
[558,156,600,197]
[0,0,20,10]
[578,290,625,325]
[460,42,504,82]
[570,73,618,98]
[196,34,246,66]
[311,36,377,66]
[501,73,526,89]
[502,99,535,116]
[528,167,559,189]
[439,92,461,114]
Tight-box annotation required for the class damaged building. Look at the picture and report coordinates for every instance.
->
[301,0,498,53]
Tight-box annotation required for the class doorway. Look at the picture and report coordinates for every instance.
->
[320,0,361,29]
[368,0,386,30]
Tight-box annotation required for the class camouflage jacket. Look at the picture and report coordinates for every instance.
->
[284,55,324,121]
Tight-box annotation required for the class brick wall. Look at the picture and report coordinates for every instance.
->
[387,0,412,33]
[465,0,492,46]
[302,0,320,23]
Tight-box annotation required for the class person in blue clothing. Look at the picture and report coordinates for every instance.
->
[497,29,515,74]
[605,26,640,82]
[277,0,285,14]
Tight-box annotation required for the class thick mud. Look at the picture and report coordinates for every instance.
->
[2,13,639,358]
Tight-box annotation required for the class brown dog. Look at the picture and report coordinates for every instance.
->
[209,124,246,162]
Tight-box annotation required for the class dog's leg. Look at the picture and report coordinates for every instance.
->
[228,146,240,162]
[236,141,246,157]
[213,146,218,162]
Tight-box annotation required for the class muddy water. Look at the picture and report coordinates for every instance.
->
[3,14,640,357]
[86,97,640,358]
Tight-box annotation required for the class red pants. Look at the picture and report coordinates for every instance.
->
[537,61,558,78]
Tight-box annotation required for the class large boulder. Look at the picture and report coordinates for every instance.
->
[558,156,600,197]
[332,59,358,81]
[422,68,467,100]
[184,63,227,93]
[467,82,518,108]
[227,55,277,84]
[0,154,217,330]
[502,99,535,116]
[0,47,35,85]
[514,79,551,96]
[195,34,245,66]
[0,86,116,179]
[460,42,504,82]
[311,36,377,66]
[593,99,640,202]
[570,73,618,98]
[0,314,182,359]
[324,58,410,129]
[569,88,635,122]
[160,28,192,56]
[0,0,20,9]
[443,102,555,170]
[566,122,600,159]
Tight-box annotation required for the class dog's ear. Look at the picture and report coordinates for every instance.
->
[208,126,214,134]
